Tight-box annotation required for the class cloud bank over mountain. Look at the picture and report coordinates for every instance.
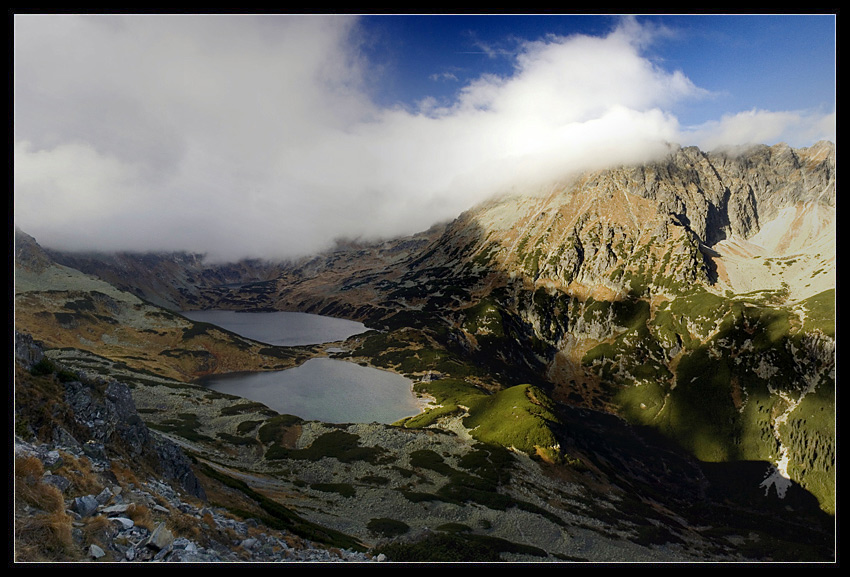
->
[13,15,835,261]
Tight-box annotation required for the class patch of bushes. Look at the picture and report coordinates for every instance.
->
[197,463,364,552]
[220,401,274,416]
[401,445,561,524]
[63,298,96,313]
[149,412,214,443]
[409,449,456,476]
[399,490,440,503]
[180,322,214,341]
[373,532,547,562]
[391,466,415,478]
[346,332,410,359]
[265,430,387,465]
[29,358,79,383]
[236,420,263,435]
[458,445,514,486]
[158,348,213,360]
[310,483,356,498]
[462,299,505,338]
[52,312,79,327]
[216,432,259,446]
[359,475,390,486]
[366,518,409,537]
[257,346,301,360]
[257,414,302,444]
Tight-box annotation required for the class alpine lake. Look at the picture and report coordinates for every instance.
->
[181,310,422,424]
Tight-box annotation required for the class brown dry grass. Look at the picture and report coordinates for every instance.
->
[14,509,78,562]
[55,452,103,496]
[127,502,154,531]
[166,508,206,543]
[15,456,65,511]
[14,455,78,561]
[283,533,305,549]
[195,467,268,519]
[14,366,72,443]
[111,460,141,487]
[202,510,216,529]
[80,514,112,552]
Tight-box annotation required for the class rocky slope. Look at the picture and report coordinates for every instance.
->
[15,141,836,562]
[14,333,376,562]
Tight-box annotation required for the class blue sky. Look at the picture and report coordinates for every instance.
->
[14,14,836,260]
[358,15,620,108]
[357,14,835,129]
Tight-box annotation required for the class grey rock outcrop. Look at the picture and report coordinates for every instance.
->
[15,332,206,502]
[620,141,835,246]
[14,331,44,372]
[152,436,207,501]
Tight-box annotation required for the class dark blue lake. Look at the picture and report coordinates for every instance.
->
[180,310,368,346]
[184,310,421,424]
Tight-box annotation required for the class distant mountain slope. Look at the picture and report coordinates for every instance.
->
[14,230,318,381]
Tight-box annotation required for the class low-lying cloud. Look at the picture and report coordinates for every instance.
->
[13,15,835,261]
[688,108,837,152]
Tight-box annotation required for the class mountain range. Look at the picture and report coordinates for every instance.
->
[14,140,836,562]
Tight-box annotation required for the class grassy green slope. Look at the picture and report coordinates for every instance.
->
[576,287,834,512]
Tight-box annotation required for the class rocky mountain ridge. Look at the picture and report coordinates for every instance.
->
[49,141,833,316]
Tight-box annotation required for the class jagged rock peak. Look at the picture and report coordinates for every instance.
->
[14,228,54,274]
[427,141,834,298]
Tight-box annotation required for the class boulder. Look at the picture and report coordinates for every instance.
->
[73,495,99,517]
[147,522,174,551]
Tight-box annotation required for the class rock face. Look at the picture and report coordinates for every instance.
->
[14,331,44,371]
[435,141,835,299]
[48,142,831,329]
[15,332,206,502]
[14,228,54,274]
[611,141,834,245]
[44,246,291,311]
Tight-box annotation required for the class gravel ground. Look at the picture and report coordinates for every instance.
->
[153,407,742,562]
[42,345,752,563]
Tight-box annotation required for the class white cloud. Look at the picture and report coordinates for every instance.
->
[429,71,459,82]
[687,108,836,151]
[15,141,137,213]
[14,15,828,262]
